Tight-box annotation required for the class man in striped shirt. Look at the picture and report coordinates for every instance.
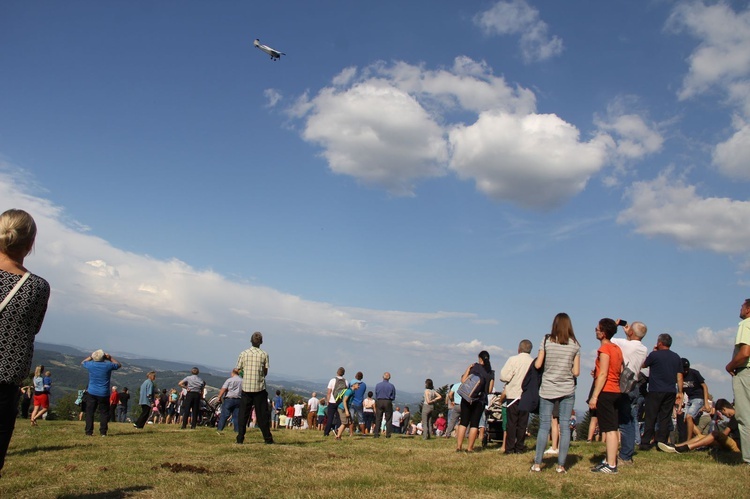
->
[235,331,274,445]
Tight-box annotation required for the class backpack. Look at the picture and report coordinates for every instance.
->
[619,365,637,393]
[332,377,348,403]
[457,371,484,403]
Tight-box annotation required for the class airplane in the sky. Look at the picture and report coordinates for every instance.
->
[254,39,285,61]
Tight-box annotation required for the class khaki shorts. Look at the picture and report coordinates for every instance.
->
[715,431,740,452]
[337,407,352,425]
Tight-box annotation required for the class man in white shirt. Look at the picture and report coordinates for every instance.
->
[293,400,305,429]
[324,367,348,437]
[612,320,648,465]
[307,392,319,431]
[391,407,402,434]
[499,339,534,454]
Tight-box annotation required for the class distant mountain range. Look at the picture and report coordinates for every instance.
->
[31,342,422,407]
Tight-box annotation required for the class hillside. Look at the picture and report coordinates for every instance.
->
[30,343,422,408]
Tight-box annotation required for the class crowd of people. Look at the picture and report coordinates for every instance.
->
[1,208,749,478]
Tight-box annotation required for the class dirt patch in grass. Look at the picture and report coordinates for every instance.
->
[157,462,210,474]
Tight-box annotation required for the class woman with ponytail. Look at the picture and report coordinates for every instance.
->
[455,350,494,453]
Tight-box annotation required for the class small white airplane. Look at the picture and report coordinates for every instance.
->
[254,39,285,61]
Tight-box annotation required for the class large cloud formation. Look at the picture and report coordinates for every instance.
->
[290,57,658,210]
[0,166,502,387]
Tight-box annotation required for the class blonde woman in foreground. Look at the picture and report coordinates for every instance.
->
[0,209,50,474]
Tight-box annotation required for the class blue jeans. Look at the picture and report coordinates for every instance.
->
[535,394,574,467]
[116,405,128,423]
[618,390,638,461]
[218,398,241,432]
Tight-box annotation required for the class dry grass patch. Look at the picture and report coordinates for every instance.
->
[0,422,747,498]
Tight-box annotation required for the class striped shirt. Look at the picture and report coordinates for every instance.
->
[539,337,580,399]
[236,346,269,393]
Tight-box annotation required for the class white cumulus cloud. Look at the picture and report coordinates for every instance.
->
[618,172,750,255]
[713,119,750,180]
[301,80,449,196]
[595,113,664,160]
[685,326,736,350]
[668,1,750,100]
[292,58,618,209]
[449,111,612,209]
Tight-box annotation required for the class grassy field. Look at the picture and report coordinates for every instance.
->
[1,421,747,498]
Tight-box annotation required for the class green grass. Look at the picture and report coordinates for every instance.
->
[1,422,747,498]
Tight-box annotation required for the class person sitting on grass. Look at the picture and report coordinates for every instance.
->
[658,399,740,454]
[336,380,361,440]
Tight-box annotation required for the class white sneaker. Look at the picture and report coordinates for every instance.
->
[657,442,678,453]
[544,447,559,455]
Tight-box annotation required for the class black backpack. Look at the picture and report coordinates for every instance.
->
[332,377,347,403]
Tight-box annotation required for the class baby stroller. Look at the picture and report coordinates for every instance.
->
[482,392,505,448]
[202,395,221,427]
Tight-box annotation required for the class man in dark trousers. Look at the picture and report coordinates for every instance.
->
[499,339,534,454]
[134,372,155,429]
[116,387,130,423]
[373,372,396,438]
[324,367,347,437]
[640,333,683,450]
[235,331,274,445]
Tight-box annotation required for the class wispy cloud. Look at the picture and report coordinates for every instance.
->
[684,326,735,350]
[264,88,282,108]
[474,0,563,64]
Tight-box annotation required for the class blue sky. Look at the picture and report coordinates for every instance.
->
[2,1,749,405]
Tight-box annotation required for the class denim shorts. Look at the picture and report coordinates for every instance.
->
[685,398,704,419]
[350,404,364,423]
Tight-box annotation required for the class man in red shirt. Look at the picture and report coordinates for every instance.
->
[109,386,119,424]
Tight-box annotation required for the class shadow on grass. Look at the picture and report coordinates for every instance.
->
[707,448,745,466]
[539,453,584,470]
[57,485,152,498]
[9,444,79,457]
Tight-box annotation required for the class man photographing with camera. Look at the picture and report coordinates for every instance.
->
[81,349,121,436]
[611,319,648,465]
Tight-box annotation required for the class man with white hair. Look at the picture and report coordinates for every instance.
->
[307,392,319,431]
[81,349,121,436]
[612,320,648,465]
[499,339,534,454]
